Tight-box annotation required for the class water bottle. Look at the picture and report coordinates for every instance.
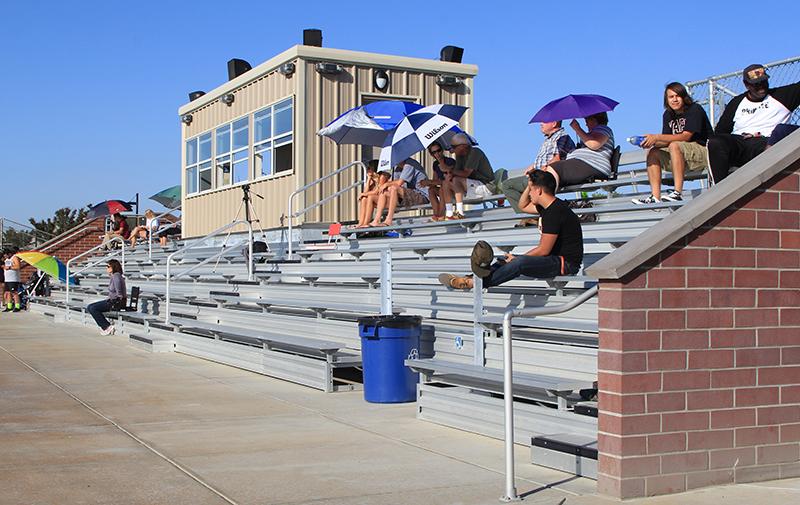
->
[627,136,646,147]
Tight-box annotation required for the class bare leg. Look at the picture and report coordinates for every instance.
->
[382,186,401,225]
[357,197,369,226]
[451,176,467,204]
[428,186,442,216]
[441,179,453,207]
[668,142,686,193]
[645,148,664,199]
[369,192,388,226]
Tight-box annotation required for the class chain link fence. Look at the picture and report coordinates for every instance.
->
[687,56,800,127]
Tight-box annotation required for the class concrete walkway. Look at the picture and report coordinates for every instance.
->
[2,312,800,504]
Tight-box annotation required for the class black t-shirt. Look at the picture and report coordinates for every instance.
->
[535,198,584,266]
[661,102,713,146]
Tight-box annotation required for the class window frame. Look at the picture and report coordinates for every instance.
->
[252,95,295,182]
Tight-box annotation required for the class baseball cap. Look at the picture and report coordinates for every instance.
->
[743,64,769,85]
[470,240,494,278]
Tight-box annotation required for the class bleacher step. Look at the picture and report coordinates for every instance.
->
[129,333,175,353]
[531,433,597,479]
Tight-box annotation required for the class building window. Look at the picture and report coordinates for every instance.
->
[185,137,198,194]
[214,117,250,188]
[254,97,293,178]
[198,133,212,192]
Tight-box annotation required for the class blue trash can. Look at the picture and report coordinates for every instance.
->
[358,315,421,403]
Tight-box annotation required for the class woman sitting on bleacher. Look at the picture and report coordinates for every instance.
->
[544,112,614,190]
[86,259,126,336]
[129,209,160,249]
[632,82,713,204]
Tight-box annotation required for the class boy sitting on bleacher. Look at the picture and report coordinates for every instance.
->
[438,171,583,289]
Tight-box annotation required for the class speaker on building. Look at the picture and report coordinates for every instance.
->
[440,45,464,63]
[303,29,323,47]
[227,59,252,81]
[188,91,206,102]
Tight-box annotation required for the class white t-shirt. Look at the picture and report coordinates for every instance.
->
[146,217,160,231]
[732,95,792,137]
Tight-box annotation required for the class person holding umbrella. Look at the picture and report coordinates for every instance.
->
[544,112,614,190]
[86,259,126,335]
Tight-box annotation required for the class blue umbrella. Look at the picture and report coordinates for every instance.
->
[378,104,469,170]
[317,100,423,146]
[529,94,619,123]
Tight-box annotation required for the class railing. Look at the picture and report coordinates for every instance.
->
[0,217,55,249]
[65,237,126,314]
[286,161,366,257]
[39,222,99,254]
[687,55,800,127]
[499,285,598,502]
[164,219,253,325]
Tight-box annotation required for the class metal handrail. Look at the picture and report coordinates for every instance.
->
[164,219,253,325]
[40,223,100,254]
[286,160,366,257]
[65,237,125,314]
[499,285,599,502]
[0,217,55,249]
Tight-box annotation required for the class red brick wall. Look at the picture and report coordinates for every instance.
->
[597,163,800,499]
[19,219,105,282]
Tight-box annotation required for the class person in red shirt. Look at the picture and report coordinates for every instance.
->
[103,213,130,249]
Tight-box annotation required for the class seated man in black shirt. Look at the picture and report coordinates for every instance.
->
[438,171,584,290]
[708,64,800,184]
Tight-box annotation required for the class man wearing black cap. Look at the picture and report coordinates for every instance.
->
[707,64,800,183]
[438,171,583,290]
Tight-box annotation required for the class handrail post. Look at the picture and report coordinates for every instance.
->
[380,248,392,315]
[248,221,254,281]
[500,309,519,502]
[287,192,295,257]
[165,249,176,325]
[708,79,716,128]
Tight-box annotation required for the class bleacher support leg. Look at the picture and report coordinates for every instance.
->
[500,309,520,502]
[380,249,392,315]
[473,277,486,366]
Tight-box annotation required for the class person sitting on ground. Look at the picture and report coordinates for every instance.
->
[355,167,391,228]
[419,141,455,221]
[441,133,495,220]
[86,259,126,336]
[103,213,130,249]
[707,64,800,184]
[368,158,429,227]
[500,120,576,226]
[633,82,713,204]
[544,112,614,190]
[438,171,583,290]
[3,247,22,312]
[129,209,160,249]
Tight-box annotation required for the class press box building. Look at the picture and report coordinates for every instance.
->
[178,37,478,238]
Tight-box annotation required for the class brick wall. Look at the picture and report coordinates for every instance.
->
[19,219,105,282]
[597,162,800,499]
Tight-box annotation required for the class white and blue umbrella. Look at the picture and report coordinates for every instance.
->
[378,104,470,170]
[317,100,423,146]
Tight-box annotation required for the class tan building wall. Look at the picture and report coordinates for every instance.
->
[179,45,477,238]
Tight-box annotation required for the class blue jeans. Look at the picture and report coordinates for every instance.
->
[483,255,575,288]
[87,300,113,330]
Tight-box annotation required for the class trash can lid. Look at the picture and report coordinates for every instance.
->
[357,315,422,329]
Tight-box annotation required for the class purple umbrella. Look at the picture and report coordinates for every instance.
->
[529,94,619,123]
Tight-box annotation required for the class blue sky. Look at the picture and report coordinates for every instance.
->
[1,0,798,225]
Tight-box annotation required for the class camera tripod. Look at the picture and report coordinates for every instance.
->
[213,184,270,273]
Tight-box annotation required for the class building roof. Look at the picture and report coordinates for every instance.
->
[586,129,800,280]
[178,45,479,115]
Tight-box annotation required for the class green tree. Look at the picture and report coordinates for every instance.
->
[28,207,88,237]
[2,227,33,250]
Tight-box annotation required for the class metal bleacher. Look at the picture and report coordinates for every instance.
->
[29,148,699,480]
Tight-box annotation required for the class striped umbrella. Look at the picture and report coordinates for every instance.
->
[378,104,469,170]
[317,100,423,146]
[86,200,132,220]
[16,251,79,285]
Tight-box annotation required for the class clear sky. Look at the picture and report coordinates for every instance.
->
[1,0,798,226]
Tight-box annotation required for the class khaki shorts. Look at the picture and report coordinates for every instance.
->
[465,179,494,200]
[399,189,429,207]
[657,142,708,172]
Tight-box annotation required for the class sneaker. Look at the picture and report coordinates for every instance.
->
[437,273,473,290]
[12,307,20,312]
[446,212,464,221]
[632,195,661,205]
[662,190,683,202]
[2,308,11,313]
[100,325,115,336]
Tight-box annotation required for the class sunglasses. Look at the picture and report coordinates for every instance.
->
[429,149,443,154]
